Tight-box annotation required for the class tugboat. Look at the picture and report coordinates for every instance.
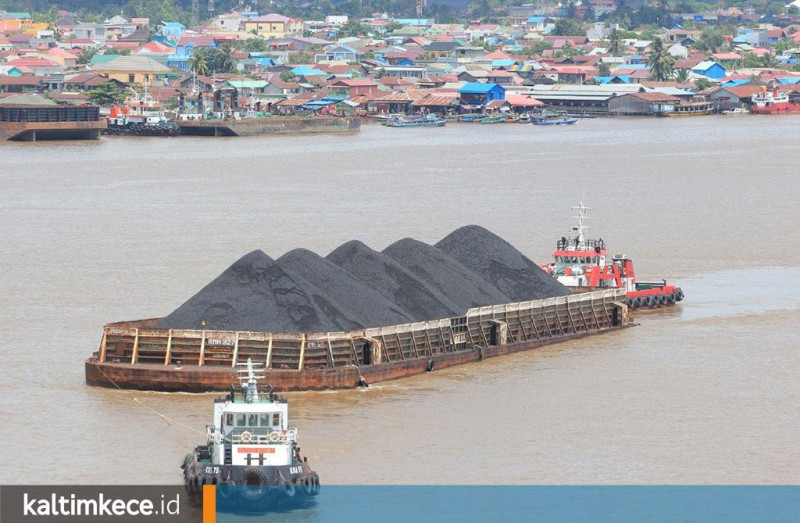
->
[541,202,684,310]
[181,359,320,511]
[107,82,180,136]
[750,86,800,114]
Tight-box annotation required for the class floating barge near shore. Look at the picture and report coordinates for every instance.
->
[0,103,106,141]
[176,115,360,137]
[85,289,630,392]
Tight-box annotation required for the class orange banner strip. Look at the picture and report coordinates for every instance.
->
[203,484,216,523]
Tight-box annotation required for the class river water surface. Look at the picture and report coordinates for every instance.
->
[1,116,798,485]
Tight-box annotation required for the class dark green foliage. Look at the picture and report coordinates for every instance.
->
[551,18,585,36]
[86,81,126,105]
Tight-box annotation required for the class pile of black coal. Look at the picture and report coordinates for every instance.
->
[157,226,569,333]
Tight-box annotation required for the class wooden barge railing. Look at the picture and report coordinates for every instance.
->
[96,289,629,371]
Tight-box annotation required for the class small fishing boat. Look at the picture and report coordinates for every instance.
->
[722,107,750,115]
[477,114,505,124]
[541,202,684,310]
[532,117,578,125]
[385,114,446,127]
[181,359,320,512]
[459,113,483,122]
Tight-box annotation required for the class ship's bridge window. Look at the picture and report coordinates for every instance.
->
[236,413,246,427]
[226,413,233,426]
[272,413,281,427]
[248,414,258,426]
[259,413,270,426]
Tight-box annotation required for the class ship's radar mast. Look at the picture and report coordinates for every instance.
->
[237,358,265,403]
[571,201,591,245]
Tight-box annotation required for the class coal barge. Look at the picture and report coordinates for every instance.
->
[85,226,632,392]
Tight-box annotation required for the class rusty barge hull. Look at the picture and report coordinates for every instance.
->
[85,289,630,392]
[1,104,106,141]
[176,116,360,137]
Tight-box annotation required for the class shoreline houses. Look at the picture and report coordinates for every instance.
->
[1,9,798,117]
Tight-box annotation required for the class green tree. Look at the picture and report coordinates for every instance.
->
[338,20,369,38]
[521,41,554,56]
[240,38,267,53]
[86,81,126,105]
[646,38,675,81]
[760,53,780,68]
[694,78,716,91]
[188,50,209,76]
[287,50,313,64]
[597,62,611,76]
[77,47,98,65]
[674,68,690,83]
[607,28,624,55]
[280,71,298,82]
[551,18,585,36]
[215,42,236,73]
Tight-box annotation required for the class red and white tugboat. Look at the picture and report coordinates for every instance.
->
[541,202,684,310]
[181,359,320,512]
[750,86,800,114]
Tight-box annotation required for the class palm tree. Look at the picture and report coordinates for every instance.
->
[216,43,236,73]
[647,38,675,81]
[188,50,209,76]
[674,68,690,83]
[608,28,624,56]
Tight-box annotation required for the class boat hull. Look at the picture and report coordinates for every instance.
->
[182,453,319,512]
[177,116,360,136]
[750,104,800,114]
[85,290,630,392]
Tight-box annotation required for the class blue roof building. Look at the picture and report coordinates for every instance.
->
[458,82,505,107]
[691,60,726,79]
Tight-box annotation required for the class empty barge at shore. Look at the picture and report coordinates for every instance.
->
[85,289,630,392]
[1,103,106,141]
[176,115,360,137]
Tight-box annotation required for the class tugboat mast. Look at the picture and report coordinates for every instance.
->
[571,201,590,247]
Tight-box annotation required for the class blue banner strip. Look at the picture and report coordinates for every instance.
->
[214,485,800,523]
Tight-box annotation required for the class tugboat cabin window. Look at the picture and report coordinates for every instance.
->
[259,413,270,426]
[272,413,281,427]
[226,413,233,426]
[248,414,258,426]
[236,413,246,426]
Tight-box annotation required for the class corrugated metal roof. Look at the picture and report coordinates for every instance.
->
[411,94,458,106]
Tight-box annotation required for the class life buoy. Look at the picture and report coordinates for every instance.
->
[240,431,253,443]
[269,431,280,442]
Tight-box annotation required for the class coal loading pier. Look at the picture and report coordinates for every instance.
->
[85,289,630,392]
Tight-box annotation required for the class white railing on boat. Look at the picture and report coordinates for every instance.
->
[227,427,298,445]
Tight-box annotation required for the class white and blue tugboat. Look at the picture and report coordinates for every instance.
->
[181,359,320,511]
